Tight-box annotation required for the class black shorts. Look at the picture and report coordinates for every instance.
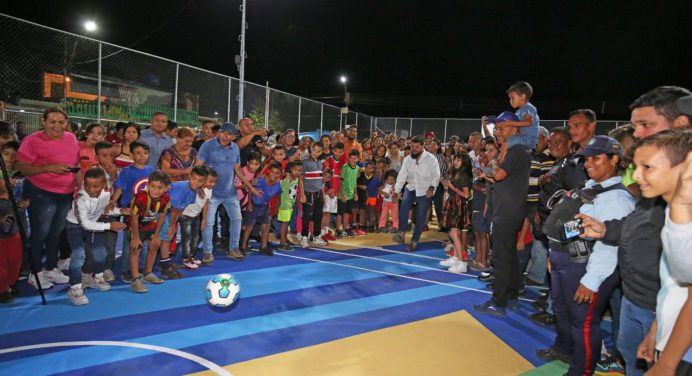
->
[354,189,367,209]
[338,199,355,215]
[244,205,269,226]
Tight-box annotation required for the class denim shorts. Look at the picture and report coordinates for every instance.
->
[244,205,269,226]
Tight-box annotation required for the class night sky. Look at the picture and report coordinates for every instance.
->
[4,0,692,119]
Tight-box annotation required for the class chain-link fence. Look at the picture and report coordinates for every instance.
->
[0,13,629,140]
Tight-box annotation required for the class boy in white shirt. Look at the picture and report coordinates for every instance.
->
[180,167,216,269]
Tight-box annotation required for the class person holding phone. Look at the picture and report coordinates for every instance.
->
[15,107,80,290]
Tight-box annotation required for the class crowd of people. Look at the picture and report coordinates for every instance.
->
[0,82,691,376]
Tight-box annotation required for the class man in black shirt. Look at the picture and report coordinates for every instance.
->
[236,118,271,166]
[474,123,531,317]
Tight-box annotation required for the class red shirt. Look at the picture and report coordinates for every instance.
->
[323,156,342,196]
[129,191,170,233]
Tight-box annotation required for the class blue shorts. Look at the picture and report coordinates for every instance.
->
[472,210,491,233]
[158,215,173,241]
[244,205,269,226]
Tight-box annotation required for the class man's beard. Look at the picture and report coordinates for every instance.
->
[348,134,356,140]
[410,151,422,159]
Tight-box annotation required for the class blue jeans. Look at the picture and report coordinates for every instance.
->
[203,195,242,253]
[528,238,549,283]
[65,223,107,285]
[26,180,73,272]
[397,189,432,243]
[507,132,537,150]
[433,186,445,227]
[617,296,655,376]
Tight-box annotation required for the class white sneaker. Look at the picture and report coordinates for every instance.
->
[28,272,54,290]
[81,272,93,288]
[44,268,69,284]
[448,262,468,274]
[312,235,328,246]
[301,236,310,248]
[440,256,460,267]
[103,269,115,282]
[68,284,89,305]
[57,258,71,271]
[89,273,112,291]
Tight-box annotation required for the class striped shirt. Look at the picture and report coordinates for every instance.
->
[527,151,555,203]
[302,157,324,193]
[435,152,448,179]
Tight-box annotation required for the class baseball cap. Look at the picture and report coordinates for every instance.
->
[219,122,237,134]
[486,111,520,124]
[576,135,623,157]
[425,132,436,139]
[676,95,692,116]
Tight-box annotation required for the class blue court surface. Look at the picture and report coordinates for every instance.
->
[0,237,618,375]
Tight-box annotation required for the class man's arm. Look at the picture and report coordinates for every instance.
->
[649,286,692,375]
[394,158,409,194]
[234,163,260,196]
[235,129,268,149]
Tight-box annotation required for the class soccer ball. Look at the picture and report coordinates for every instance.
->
[205,274,240,308]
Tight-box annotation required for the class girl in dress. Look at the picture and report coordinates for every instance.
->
[439,152,473,273]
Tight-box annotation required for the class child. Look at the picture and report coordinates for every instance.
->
[65,168,129,305]
[498,81,540,159]
[338,149,360,238]
[378,170,399,233]
[365,162,382,231]
[0,180,22,304]
[261,146,287,176]
[319,135,332,160]
[278,161,303,251]
[128,171,171,293]
[242,162,282,255]
[180,167,216,268]
[236,153,262,256]
[403,145,411,159]
[299,142,327,247]
[354,161,375,235]
[109,141,155,283]
[92,141,119,281]
[439,153,473,274]
[158,165,209,278]
[323,142,344,240]
[320,169,337,239]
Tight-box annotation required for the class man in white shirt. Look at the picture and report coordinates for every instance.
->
[392,136,441,251]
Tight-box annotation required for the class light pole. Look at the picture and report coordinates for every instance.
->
[237,0,248,122]
[340,75,348,130]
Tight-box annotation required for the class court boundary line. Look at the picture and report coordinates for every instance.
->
[275,252,534,302]
[327,240,446,260]
[0,341,232,376]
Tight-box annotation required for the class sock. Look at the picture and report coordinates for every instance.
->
[160,258,171,270]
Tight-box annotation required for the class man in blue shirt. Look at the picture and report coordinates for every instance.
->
[196,122,258,262]
[140,112,174,168]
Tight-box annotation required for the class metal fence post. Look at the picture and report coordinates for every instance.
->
[173,63,179,121]
[409,118,413,135]
[394,118,398,135]
[297,97,302,133]
[97,42,102,122]
[320,103,324,135]
[264,81,270,129]
[227,78,231,122]
[237,0,247,121]
[355,112,358,127]
[370,117,373,134]
[443,118,448,143]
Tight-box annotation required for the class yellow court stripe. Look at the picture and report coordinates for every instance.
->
[189,310,533,376]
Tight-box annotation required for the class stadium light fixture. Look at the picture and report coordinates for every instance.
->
[340,76,347,84]
[84,21,97,33]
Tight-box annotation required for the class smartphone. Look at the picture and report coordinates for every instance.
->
[563,218,584,240]
[66,166,81,173]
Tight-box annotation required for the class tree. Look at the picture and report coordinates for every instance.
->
[247,99,284,132]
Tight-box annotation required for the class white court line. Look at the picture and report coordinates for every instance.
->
[306,245,479,278]
[0,341,232,376]
[275,251,534,303]
[328,240,446,260]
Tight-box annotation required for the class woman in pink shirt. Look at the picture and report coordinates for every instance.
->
[15,107,80,290]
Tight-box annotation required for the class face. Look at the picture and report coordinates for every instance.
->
[247,159,261,173]
[166,128,178,138]
[583,153,618,182]
[238,118,254,136]
[428,142,439,153]
[453,156,462,169]
[205,175,218,189]
[536,134,548,152]
[177,136,194,150]
[347,127,357,140]
[630,106,671,139]
[349,154,358,165]
[386,175,395,184]
[147,180,168,199]
[267,167,281,182]
[485,144,498,160]
[217,130,235,146]
[389,144,399,154]
[2,148,16,166]
[365,164,374,174]
[321,137,331,149]
[363,150,372,160]
[284,131,296,146]
[132,146,150,165]
[311,145,323,159]
[410,142,424,157]
[374,137,383,147]
[508,91,526,108]
[151,114,168,133]
[273,149,286,161]
[84,177,106,198]
[567,114,596,146]
[290,165,303,178]
[189,173,207,191]
[124,126,139,143]
[86,126,105,146]
[42,112,68,139]
[548,132,571,159]
[202,122,214,138]
[469,136,481,151]
[633,145,681,201]
[332,148,344,159]
[96,149,113,167]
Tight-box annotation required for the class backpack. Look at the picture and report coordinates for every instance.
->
[543,183,628,263]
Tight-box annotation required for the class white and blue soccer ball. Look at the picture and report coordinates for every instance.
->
[205,274,240,308]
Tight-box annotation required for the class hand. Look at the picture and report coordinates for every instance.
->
[538,174,552,186]
[575,213,606,239]
[18,199,30,209]
[392,193,399,201]
[251,187,262,197]
[119,208,132,215]
[644,362,676,376]
[534,211,542,225]
[340,195,347,203]
[547,259,551,273]
[300,194,307,204]
[354,193,359,201]
[573,283,596,304]
[0,215,13,225]
[130,238,142,251]
[254,128,269,137]
[516,241,525,251]
[197,189,207,199]
[481,116,488,126]
[251,178,258,185]
[671,151,692,207]
[46,164,71,174]
[109,221,127,231]
[104,201,116,215]
[637,326,657,364]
